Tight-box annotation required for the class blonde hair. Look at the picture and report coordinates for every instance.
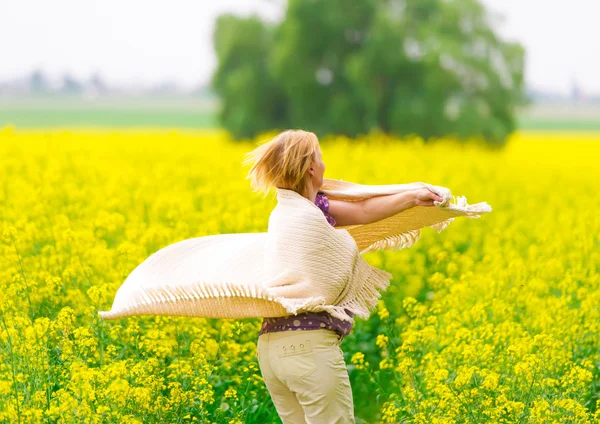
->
[242,129,320,198]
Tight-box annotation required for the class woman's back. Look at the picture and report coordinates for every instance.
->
[258,191,355,342]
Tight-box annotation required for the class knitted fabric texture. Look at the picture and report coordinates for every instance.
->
[98,178,491,321]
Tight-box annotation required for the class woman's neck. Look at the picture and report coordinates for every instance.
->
[303,185,319,204]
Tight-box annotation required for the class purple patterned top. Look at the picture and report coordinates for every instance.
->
[259,191,355,340]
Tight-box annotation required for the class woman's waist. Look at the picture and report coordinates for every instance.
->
[262,308,355,322]
[259,310,354,337]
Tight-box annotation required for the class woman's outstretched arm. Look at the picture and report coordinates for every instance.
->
[329,189,443,226]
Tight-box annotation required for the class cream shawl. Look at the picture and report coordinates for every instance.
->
[98,178,491,322]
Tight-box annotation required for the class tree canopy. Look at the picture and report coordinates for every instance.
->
[211,0,526,146]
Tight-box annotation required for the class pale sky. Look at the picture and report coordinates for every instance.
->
[1,0,598,95]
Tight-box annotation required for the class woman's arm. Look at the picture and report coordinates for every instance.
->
[329,189,443,226]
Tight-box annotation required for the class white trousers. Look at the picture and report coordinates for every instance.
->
[257,329,355,424]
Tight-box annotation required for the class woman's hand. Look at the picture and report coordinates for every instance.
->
[414,188,444,207]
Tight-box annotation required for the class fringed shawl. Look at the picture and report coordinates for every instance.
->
[98,178,491,322]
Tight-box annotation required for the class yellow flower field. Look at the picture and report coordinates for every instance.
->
[0,126,599,423]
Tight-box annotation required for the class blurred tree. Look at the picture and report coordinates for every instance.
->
[212,0,526,145]
[30,69,49,94]
[211,14,288,139]
[61,73,83,94]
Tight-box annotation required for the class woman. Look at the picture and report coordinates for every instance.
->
[244,129,443,424]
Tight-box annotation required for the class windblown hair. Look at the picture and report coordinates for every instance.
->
[242,129,320,198]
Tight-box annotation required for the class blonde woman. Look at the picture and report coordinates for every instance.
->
[243,129,443,424]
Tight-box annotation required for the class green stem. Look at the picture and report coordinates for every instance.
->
[10,233,32,315]
[0,312,22,424]
[446,382,478,423]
